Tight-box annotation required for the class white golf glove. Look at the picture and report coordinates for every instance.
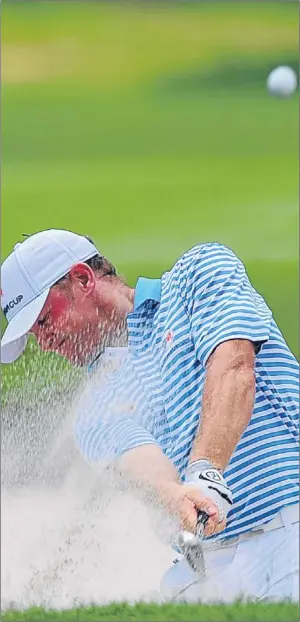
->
[184,459,233,522]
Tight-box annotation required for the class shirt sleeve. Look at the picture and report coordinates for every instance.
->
[178,243,272,367]
[74,356,158,465]
[75,415,157,465]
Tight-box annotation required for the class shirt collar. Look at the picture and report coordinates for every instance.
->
[133,277,161,311]
[88,278,161,371]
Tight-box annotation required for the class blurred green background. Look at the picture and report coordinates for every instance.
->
[2,1,298,388]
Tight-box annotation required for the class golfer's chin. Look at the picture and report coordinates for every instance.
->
[55,329,127,366]
[56,343,95,367]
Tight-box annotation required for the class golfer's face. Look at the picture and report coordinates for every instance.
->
[30,286,101,365]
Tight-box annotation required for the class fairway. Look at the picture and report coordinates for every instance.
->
[1,2,299,619]
[2,2,298,369]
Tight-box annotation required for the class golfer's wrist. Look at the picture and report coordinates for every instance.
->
[158,481,182,515]
[186,459,223,477]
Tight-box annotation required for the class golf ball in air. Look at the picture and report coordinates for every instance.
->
[267,66,298,97]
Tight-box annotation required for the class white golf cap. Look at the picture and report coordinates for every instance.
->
[1,229,99,364]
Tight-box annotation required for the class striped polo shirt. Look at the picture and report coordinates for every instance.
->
[75,243,299,540]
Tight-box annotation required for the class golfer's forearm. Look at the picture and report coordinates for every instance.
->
[190,340,256,471]
[117,444,181,503]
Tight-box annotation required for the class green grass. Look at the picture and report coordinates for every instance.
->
[2,2,297,89]
[1,4,299,617]
[2,1,298,381]
[2,602,300,621]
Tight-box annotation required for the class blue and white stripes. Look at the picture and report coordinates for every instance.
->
[75,243,299,540]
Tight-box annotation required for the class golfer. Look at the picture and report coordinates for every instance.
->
[1,229,299,602]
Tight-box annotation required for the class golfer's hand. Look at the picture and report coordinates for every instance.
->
[184,459,233,535]
[166,482,226,537]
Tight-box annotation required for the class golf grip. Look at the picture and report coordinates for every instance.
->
[196,510,209,537]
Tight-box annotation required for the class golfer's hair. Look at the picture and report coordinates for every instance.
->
[54,235,117,288]
[83,235,117,277]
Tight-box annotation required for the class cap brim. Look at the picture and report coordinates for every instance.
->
[1,288,50,363]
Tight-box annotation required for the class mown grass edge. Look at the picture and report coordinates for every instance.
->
[2,601,300,621]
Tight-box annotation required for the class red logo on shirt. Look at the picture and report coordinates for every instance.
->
[163,330,174,349]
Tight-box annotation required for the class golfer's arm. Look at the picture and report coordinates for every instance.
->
[117,444,181,508]
[189,339,256,471]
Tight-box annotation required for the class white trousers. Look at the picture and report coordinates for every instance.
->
[160,504,299,604]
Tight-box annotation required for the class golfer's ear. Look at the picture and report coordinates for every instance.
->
[69,263,95,294]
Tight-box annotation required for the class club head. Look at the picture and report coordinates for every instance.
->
[177,530,206,576]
